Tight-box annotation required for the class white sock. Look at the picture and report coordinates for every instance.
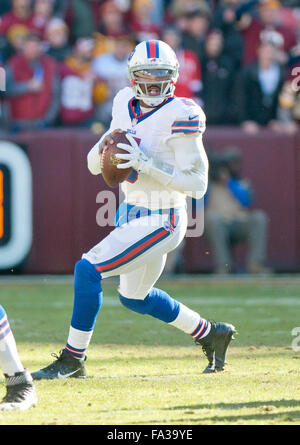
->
[65,326,93,359]
[0,314,24,376]
[169,303,211,339]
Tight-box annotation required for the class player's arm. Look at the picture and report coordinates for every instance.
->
[116,132,208,199]
[163,108,208,198]
[163,132,208,199]
[87,89,125,175]
[87,128,123,175]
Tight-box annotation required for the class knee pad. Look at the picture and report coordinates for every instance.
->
[119,288,180,323]
[74,259,101,286]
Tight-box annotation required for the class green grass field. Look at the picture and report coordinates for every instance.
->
[0,276,299,425]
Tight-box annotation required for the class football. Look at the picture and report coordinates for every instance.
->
[100,131,133,187]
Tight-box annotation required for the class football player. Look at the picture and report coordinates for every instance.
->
[0,304,37,411]
[32,40,235,380]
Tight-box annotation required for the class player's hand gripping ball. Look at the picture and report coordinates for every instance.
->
[100,130,133,187]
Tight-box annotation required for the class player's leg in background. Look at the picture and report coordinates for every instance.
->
[0,305,24,375]
[0,305,37,410]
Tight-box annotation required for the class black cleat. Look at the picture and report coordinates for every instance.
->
[31,349,87,380]
[195,322,236,373]
[0,370,37,411]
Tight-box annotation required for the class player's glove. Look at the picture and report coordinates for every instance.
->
[116,133,175,186]
[115,134,151,174]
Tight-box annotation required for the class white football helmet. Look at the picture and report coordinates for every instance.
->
[127,40,179,107]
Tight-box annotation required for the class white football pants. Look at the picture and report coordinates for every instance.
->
[82,207,187,300]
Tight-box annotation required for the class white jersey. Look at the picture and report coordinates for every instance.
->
[96,87,206,210]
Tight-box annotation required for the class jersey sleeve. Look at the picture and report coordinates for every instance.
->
[171,98,206,135]
[109,86,132,131]
[87,87,132,175]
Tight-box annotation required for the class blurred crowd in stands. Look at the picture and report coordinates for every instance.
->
[0,0,299,134]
